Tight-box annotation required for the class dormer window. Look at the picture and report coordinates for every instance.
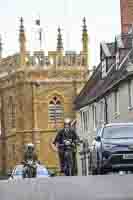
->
[101,59,107,78]
[116,51,120,70]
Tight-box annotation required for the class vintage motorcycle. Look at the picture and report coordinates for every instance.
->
[22,159,37,178]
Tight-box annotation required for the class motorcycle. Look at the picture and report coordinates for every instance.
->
[22,159,37,178]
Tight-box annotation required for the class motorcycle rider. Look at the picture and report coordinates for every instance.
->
[22,143,38,178]
[23,143,38,161]
[53,118,80,175]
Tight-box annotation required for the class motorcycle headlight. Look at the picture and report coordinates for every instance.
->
[65,141,70,145]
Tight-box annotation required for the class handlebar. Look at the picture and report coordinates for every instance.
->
[58,142,75,148]
[55,138,83,148]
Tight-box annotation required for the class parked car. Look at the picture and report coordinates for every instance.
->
[8,163,54,180]
[89,123,133,175]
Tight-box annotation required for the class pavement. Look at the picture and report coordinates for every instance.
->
[0,175,133,200]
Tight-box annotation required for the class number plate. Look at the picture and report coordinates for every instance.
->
[123,154,133,159]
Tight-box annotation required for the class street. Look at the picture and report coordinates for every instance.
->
[0,174,133,200]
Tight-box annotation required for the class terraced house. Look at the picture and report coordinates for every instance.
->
[0,17,89,173]
[74,31,133,173]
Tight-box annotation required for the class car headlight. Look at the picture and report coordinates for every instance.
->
[103,143,117,150]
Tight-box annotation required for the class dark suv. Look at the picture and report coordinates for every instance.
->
[89,123,133,174]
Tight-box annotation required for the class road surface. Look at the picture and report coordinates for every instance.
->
[0,175,133,200]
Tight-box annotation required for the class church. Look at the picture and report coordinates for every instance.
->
[0,17,89,173]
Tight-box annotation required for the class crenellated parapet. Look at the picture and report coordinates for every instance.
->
[23,50,88,67]
[0,17,90,84]
[0,49,89,72]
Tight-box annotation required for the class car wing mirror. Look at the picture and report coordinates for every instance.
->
[95,136,101,142]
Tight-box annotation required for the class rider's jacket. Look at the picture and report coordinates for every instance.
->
[53,128,79,151]
[23,151,38,162]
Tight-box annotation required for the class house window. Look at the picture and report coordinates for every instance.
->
[101,59,107,78]
[81,111,84,133]
[114,90,119,115]
[128,80,133,109]
[82,112,85,132]
[100,101,104,124]
[92,104,97,129]
[116,51,120,70]
[82,110,89,133]
[83,112,86,131]
[87,109,89,131]
[48,97,63,123]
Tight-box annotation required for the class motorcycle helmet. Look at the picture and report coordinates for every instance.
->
[64,118,71,125]
[64,118,71,128]
[25,143,35,152]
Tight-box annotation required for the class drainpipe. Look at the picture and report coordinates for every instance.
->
[104,97,108,124]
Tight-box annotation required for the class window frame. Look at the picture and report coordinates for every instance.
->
[48,97,64,123]
[128,80,133,110]
[114,89,120,117]
[116,50,120,70]
[92,104,97,130]
[101,59,107,78]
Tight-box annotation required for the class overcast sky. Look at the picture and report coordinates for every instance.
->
[0,0,121,66]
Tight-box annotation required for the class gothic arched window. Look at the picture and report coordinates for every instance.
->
[8,96,16,128]
[48,96,64,123]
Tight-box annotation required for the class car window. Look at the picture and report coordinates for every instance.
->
[103,125,133,139]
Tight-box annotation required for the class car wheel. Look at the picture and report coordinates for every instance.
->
[90,153,104,175]
[97,165,104,175]
[88,153,92,175]
[96,156,104,175]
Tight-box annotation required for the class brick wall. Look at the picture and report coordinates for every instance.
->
[121,0,133,33]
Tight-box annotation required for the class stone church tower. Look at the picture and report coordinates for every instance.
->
[0,17,89,173]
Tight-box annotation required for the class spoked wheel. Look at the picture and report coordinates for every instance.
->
[23,167,29,178]
[23,166,36,178]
